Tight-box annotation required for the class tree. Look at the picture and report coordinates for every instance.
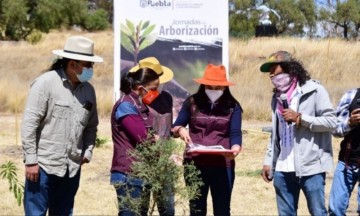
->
[0,0,31,40]
[84,8,109,31]
[92,0,113,24]
[58,0,88,28]
[297,0,317,37]
[31,0,63,33]
[229,0,258,38]
[229,0,317,37]
[0,0,110,42]
[319,0,360,39]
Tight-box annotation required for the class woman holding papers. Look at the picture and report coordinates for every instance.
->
[172,64,243,216]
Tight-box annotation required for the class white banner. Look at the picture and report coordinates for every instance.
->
[113,0,229,115]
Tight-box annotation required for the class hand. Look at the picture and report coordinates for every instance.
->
[282,109,298,123]
[179,128,192,145]
[81,157,90,165]
[349,108,360,127]
[25,164,40,182]
[223,145,242,160]
[169,154,183,166]
[261,165,273,183]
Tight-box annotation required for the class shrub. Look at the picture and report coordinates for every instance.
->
[26,30,42,44]
[95,135,108,148]
[116,137,203,215]
[84,9,109,31]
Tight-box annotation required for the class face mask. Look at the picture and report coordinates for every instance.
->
[271,73,293,93]
[76,67,94,83]
[205,89,224,103]
[142,87,159,105]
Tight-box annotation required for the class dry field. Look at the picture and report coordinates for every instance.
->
[0,30,360,215]
[0,115,356,215]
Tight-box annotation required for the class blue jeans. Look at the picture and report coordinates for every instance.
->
[185,166,235,216]
[273,171,327,216]
[24,167,81,216]
[111,172,175,216]
[329,161,360,216]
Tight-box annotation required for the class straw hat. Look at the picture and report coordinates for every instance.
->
[52,36,103,63]
[194,64,235,86]
[129,57,174,83]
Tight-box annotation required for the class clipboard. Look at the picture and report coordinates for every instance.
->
[186,143,236,155]
[187,149,237,155]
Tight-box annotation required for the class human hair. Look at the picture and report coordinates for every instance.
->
[280,59,311,86]
[193,84,242,112]
[120,67,159,94]
[46,58,72,72]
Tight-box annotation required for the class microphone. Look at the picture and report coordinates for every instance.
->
[280,94,290,125]
[280,94,289,109]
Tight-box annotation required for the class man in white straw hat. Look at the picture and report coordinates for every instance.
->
[21,35,103,215]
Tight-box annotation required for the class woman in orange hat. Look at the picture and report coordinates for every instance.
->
[172,64,242,216]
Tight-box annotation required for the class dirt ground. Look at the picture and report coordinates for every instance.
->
[0,114,358,215]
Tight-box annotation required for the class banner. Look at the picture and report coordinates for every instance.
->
[113,0,229,116]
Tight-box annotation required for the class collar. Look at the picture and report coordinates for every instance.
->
[129,90,140,100]
[299,79,320,95]
[58,68,84,87]
[57,69,68,82]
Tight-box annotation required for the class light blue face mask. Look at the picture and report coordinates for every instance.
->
[77,67,94,82]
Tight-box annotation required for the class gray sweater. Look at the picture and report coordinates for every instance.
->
[264,79,337,177]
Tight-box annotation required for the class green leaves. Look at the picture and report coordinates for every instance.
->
[0,161,24,206]
[0,0,110,42]
[120,19,157,62]
[119,137,203,215]
[95,135,109,148]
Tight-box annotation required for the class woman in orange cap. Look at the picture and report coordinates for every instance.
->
[172,64,242,216]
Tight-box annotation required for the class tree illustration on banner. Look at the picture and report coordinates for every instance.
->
[121,19,157,64]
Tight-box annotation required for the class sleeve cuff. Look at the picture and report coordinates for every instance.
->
[264,157,272,166]
[84,150,93,162]
[231,144,241,148]
[300,114,311,128]
[25,154,38,165]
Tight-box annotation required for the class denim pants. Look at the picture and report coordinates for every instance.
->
[273,171,327,216]
[185,166,235,216]
[24,167,81,216]
[329,161,360,216]
[111,172,175,216]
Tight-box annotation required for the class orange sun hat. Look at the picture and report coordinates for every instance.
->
[194,64,235,86]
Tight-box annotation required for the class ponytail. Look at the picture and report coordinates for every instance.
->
[46,58,71,72]
[120,68,159,94]
[121,72,138,94]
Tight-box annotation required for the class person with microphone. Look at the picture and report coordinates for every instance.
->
[259,51,337,216]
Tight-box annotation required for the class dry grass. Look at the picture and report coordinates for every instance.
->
[1,31,360,119]
[1,31,360,215]
[0,116,357,215]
